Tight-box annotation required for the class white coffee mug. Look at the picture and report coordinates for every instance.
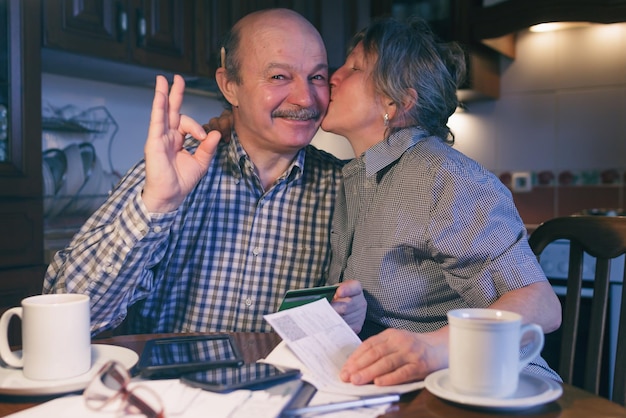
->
[447,308,544,398]
[0,294,91,380]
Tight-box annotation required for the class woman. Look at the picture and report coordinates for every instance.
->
[321,17,562,386]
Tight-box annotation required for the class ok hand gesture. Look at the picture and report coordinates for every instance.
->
[142,74,222,213]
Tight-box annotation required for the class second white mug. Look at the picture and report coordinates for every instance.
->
[447,308,544,398]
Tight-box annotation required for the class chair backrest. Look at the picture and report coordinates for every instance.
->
[528,215,626,405]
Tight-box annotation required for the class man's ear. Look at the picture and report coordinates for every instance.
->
[215,67,239,108]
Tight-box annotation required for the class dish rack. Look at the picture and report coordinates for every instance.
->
[42,104,117,134]
[42,104,121,220]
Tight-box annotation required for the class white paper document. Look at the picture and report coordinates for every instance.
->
[6,378,301,418]
[263,298,424,397]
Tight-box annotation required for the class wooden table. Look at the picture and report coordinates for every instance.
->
[1,332,625,417]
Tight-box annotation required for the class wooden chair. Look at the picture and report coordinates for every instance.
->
[528,215,626,405]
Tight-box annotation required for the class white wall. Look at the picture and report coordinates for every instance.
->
[450,22,626,174]
[42,74,225,175]
[42,22,626,176]
[41,73,354,174]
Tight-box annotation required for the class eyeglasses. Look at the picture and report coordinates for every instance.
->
[83,360,164,418]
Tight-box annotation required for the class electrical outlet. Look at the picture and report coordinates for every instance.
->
[511,171,532,192]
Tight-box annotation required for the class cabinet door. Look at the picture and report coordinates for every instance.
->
[0,0,45,343]
[0,0,42,203]
[43,0,194,74]
[130,0,194,74]
[42,0,129,61]
[194,0,321,78]
[371,0,475,42]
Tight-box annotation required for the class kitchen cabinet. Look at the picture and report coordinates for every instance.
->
[192,0,367,78]
[41,0,327,91]
[42,0,194,75]
[472,0,626,40]
[376,0,626,99]
[0,0,45,343]
[371,0,476,43]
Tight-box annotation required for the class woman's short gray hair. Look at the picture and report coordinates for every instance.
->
[350,17,466,143]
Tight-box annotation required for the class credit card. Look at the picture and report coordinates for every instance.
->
[278,285,339,311]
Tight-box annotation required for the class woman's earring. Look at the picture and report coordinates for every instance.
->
[384,113,389,127]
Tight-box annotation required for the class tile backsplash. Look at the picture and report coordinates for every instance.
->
[499,169,625,226]
[500,169,623,188]
[511,184,624,227]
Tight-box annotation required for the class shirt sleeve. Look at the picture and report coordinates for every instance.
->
[43,161,176,334]
[427,160,547,308]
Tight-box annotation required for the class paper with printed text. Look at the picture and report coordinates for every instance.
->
[263,298,424,396]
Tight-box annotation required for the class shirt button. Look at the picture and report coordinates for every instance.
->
[104,266,113,274]
[252,248,260,256]
[244,298,253,307]
[153,226,162,233]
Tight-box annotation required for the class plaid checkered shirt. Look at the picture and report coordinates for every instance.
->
[44,134,344,335]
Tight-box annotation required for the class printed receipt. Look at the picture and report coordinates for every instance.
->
[263,298,424,396]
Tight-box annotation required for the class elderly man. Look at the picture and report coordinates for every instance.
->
[44,8,365,336]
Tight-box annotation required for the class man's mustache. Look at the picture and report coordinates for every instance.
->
[272,107,321,121]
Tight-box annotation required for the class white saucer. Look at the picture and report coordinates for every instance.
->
[0,344,139,396]
[424,369,563,411]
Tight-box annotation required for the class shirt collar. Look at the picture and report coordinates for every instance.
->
[363,127,429,178]
[226,131,305,183]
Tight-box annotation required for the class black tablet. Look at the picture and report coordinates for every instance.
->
[180,363,301,393]
[137,334,244,379]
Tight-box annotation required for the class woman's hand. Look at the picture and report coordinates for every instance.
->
[340,327,449,386]
[203,109,233,140]
[331,280,366,334]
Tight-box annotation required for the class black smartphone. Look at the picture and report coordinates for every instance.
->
[278,284,339,311]
[137,334,244,379]
[180,363,301,393]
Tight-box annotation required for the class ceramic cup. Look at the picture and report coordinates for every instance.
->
[447,308,544,398]
[0,294,91,380]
